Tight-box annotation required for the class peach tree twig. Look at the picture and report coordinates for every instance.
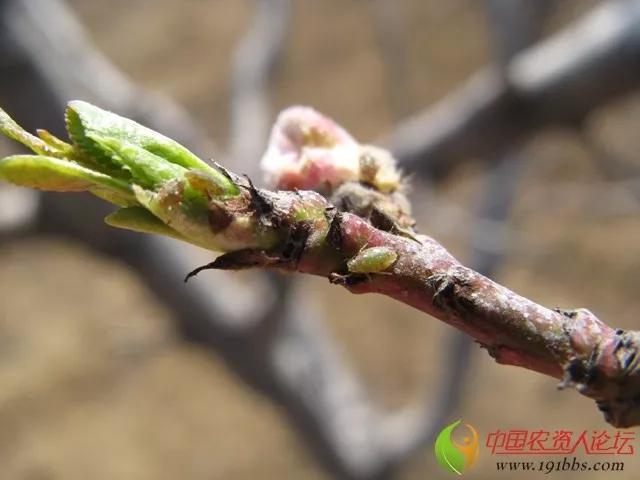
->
[0,4,421,474]
[1,101,639,428]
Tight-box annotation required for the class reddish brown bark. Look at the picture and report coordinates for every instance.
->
[197,199,640,428]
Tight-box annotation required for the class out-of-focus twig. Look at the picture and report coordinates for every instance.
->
[1,0,216,156]
[368,0,411,119]
[389,0,640,178]
[482,0,554,69]
[578,125,640,204]
[229,0,290,174]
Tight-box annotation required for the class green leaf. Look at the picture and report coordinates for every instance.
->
[88,133,185,189]
[0,108,63,157]
[105,206,188,241]
[0,154,134,200]
[65,101,238,195]
[88,186,139,207]
[36,129,73,153]
[65,106,134,177]
[434,420,467,475]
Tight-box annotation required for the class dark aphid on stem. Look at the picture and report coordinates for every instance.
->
[281,221,312,265]
[325,208,343,251]
[241,174,274,226]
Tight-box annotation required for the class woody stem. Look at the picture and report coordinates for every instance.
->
[199,196,640,429]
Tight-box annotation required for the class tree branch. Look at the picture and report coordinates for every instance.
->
[389,0,640,178]
[2,101,639,428]
[202,203,640,429]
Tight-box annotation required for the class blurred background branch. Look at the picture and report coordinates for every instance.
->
[389,0,640,179]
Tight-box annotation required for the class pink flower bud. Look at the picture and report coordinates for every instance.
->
[260,106,360,192]
[261,106,402,194]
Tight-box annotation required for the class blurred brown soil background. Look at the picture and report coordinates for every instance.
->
[1,0,640,478]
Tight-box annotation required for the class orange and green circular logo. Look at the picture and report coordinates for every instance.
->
[434,420,479,475]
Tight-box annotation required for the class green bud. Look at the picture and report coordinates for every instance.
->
[0,101,279,253]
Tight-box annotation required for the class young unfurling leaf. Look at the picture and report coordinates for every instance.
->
[87,133,186,189]
[0,154,133,197]
[0,101,313,254]
[65,101,238,195]
[0,109,61,157]
[105,206,188,241]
